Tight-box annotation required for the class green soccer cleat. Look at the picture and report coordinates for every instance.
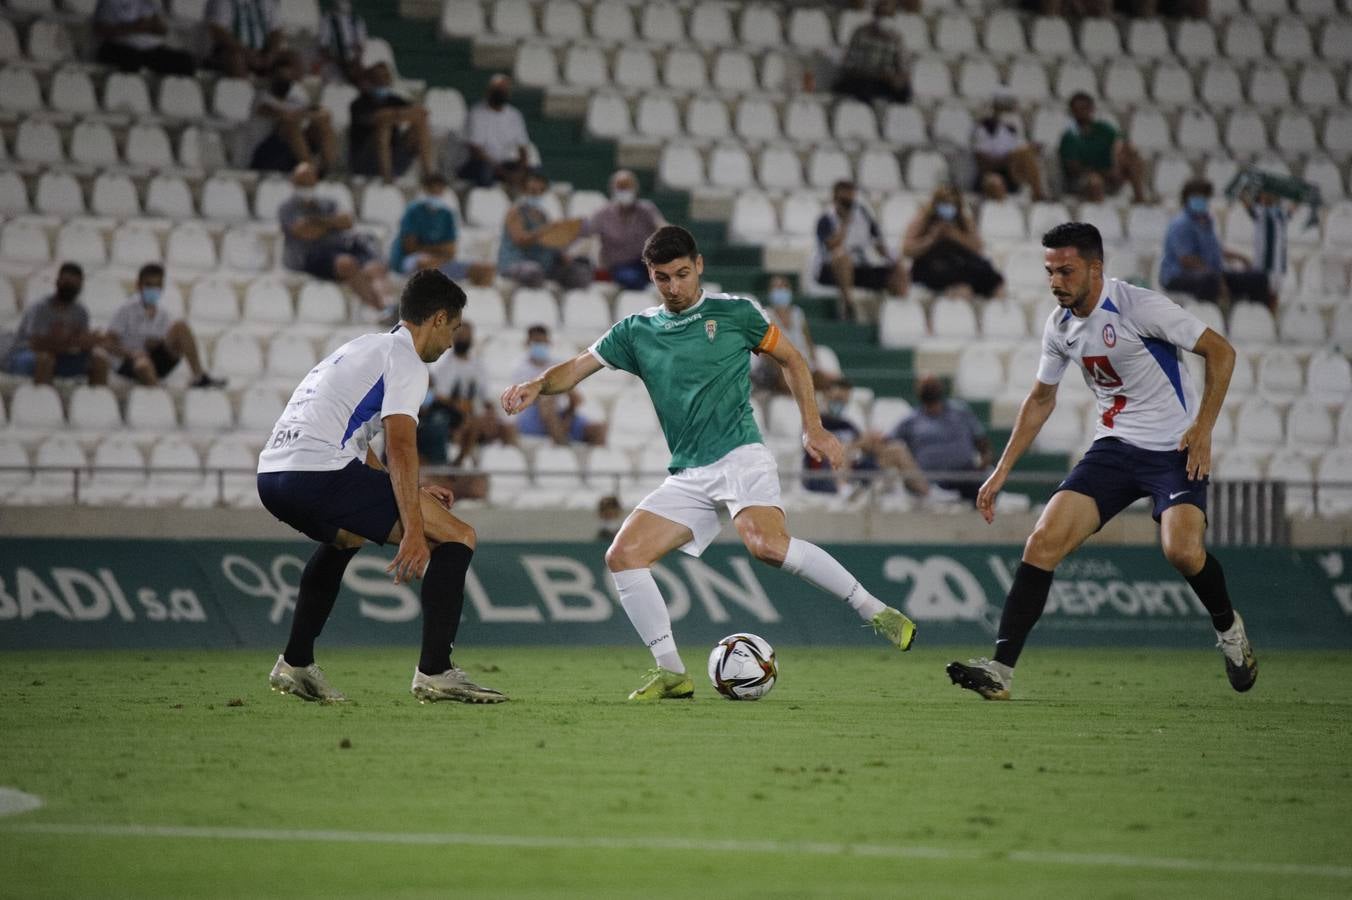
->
[411,666,509,704]
[1216,611,1258,693]
[269,655,348,703]
[870,606,917,651]
[627,667,695,702]
[946,658,1012,701]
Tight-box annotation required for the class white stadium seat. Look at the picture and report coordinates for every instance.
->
[11,384,66,431]
[1256,347,1305,399]
[17,120,65,165]
[591,0,635,42]
[663,48,707,92]
[126,386,178,432]
[640,1,683,43]
[614,47,658,90]
[1234,398,1285,448]
[35,172,85,216]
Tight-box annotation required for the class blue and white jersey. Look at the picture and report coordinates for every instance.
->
[1035,280,1209,452]
[258,326,428,473]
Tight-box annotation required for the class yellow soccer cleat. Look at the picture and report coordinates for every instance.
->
[870,606,917,651]
[627,667,695,702]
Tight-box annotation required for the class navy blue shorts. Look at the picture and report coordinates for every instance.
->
[257,459,399,545]
[1055,437,1208,526]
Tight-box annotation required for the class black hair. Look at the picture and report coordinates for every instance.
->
[1068,91,1094,107]
[1041,222,1104,262]
[399,269,466,325]
[422,171,448,190]
[1180,177,1213,205]
[137,263,164,283]
[832,179,856,194]
[641,225,699,266]
[526,323,550,339]
[57,262,83,279]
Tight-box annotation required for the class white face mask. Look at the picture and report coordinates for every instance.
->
[294,186,316,200]
[612,189,636,206]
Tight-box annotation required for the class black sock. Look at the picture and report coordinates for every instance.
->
[284,543,360,667]
[418,542,473,676]
[1185,553,1234,633]
[993,562,1055,668]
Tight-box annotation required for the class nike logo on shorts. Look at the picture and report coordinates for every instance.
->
[1168,490,1189,500]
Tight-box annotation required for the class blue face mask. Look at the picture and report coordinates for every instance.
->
[769,287,792,308]
[1186,196,1210,216]
[521,195,545,210]
[141,286,162,306]
[528,342,551,364]
[935,202,958,221]
[827,400,846,417]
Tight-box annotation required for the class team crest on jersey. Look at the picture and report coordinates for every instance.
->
[1102,323,1117,347]
[705,320,717,342]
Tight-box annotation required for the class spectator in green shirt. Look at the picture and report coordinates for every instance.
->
[1058,93,1147,204]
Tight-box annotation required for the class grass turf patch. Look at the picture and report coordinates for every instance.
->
[2,646,1350,899]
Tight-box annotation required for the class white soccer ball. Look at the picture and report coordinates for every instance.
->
[707,633,778,701]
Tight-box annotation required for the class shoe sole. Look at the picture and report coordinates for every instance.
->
[945,662,1010,701]
[270,675,345,704]
[1228,661,1258,693]
[627,686,695,702]
[411,686,508,704]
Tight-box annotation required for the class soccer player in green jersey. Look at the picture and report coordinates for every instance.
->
[502,226,917,700]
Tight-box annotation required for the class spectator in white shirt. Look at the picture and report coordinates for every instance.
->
[248,51,338,174]
[102,264,225,388]
[970,93,1045,203]
[205,0,283,78]
[317,0,372,85]
[94,0,196,75]
[458,74,531,191]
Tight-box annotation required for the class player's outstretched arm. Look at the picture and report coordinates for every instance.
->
[977,380,1058,524]
[1178,327,1234,481]
[383,413,430,585]
[768,338,844,470]
[500,351,603,416]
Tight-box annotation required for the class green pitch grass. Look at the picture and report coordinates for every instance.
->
[2,646,1350,900]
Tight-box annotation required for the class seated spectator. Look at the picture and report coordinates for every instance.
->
[102,264,225,389]
[278,163,389,314]
[1059,93,1147,205]
[595,494,622,541]
[752,275,822,395]
[510,325,606,447]
[348,62,436,183]
[833,0,911,104]
[94,0,196,75]
[1160,178,1272,308]
[205,0,282,78]
[814,179,907,321]
[972,93,1045,202]
[803,379,929,496]
[583,170,666,290]
[1239,183,1300,307]
[390,173,495,286]
[418,321,517,501]
[886,375,991,504]
[903,185,1004,300]
[249,51,338,174]
[4,263,108,386]
[498,170,592,290]
[458,74,531,191]
[316,0,372,85]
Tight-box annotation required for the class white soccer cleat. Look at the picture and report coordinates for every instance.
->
[411,666,508,704]
[269,655,348,703]
[1216,611,1258,693]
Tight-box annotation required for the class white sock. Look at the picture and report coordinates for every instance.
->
[612,568,685,673]
[781,537,887,621]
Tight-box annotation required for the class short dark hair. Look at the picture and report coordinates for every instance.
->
[832,179,856,194]
[642,225,699,266]
[58,262,83,279]
[526,323,550,340]
[1068,91,1094,107]
[1041,222,1103,262]
[1180,177,1213,205]
[399,269,466,324]
[137,263,165,283]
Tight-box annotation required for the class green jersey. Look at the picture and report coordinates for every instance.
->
[589,291,779,471]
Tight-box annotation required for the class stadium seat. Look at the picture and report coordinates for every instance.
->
[69,121,118,167]
[1213,446,1266,480]
[955,345,1006,400]
[11,383,66,432]
[1306,351,1352,406]
[1034,398,1090,453]
[1053,60,1098,101]
[1199,61,1243,110]
[614,47,658,90]
[607,390,661,450]
[1285,399,1335,453]
[491,0,537,37]
[138,437,203,506]
[591,0,635,41]
[358,183,408,228]
[182,389,234,433]
[833,100,879,143]
[559,288,612,334]
[687,96,732,141]
[1031,16,1074,55]
[1150,61,1196,108]
[882,104,929,149]
[1256,348,1305,399]
[933,13,977,56]
[979,200,1027,246]
[1235,398,1285,448]
[0,221,51,264]
[201,176,251,222]
[146,175,195,219]
[806,146,851,190]
[1276,304,1324,345]
[980,300,1030,341]
[9,436,84,506]
[635,93,681,140]
[639,1,683,43]
[981,10,1027,58]
[265,333,318,381]
[236,386,284,435]
[242,278,294,325]
[511,287,560,330]
[1229,303,1277,345]
[189,278,240,327]
[658,142,704,190]
[1249,64,1292,109]
[125,123,175,169]
[103,71,153,115]
[157,75,205,119]
[729,191,777,244]
[110,225,161,268]
[689,1,735,48]
[784,97,830,146]
[585,91,630,139]
[317,83,359,131]
[780,190,823,236]
[787,6,833,50]
[1103,59,1147,107]
[738,3,782,47]
[1127,108,1172,155]
[614,289,655,320]
[125,385,178,432]
[857,147,903,194]
[563,43,608,88]
[16,120,64,165]
[1006,59,1051,104]
[35,172,85,216]
[481,444,531,504]
[464,186,510,230]
[55,222,107,268]
[424,87,467,135]
[910,58,954,103]
[0,170,28,215]
[1318,448,1352,515]
[462,286,507,330]
[905,151,948,192]
[734,97,781,144]
[930,297,978,338]
[82,438,148,507]
[0,19,19,63]
[211,330,265,382]
[1079,18,1121,60]
[931,103,974,147]
[162,224,215,271]
[663,48,707,92]
[440,0,485,37]
[878,297,927,348]
[47,67,96,115]
[27,21,73,63]
[293,282,345,326]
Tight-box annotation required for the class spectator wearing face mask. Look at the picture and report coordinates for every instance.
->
[509,325,606,446]
[348,62,436,183]
[802,379,931,497]
[814,179,908,321]
[1240,185,1299,307]
[751,275,821,395]
[102,263,225,389]
[4,263,108,386]
[902,185,1004,300]
[886,375,991,504]
[248,50,338,174]
[459,74,531,191]
[582,169,667,290]
[390,173,495,286]
[971,92,1045,202]
[1160,178,1272,308]
[419,320,517,474]
[498,170,592,290]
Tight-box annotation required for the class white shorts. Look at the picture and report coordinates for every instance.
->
[636,443,783,558]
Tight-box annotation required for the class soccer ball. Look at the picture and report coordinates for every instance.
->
[707,633,778,701]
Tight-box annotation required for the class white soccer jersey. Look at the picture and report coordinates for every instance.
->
[257,326,429,473]
[1035,280,1209,452]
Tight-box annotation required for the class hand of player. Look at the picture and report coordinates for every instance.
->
[421,484,455,509]
[976,468,1008,524]
[802,425,845,472]
[1178,422,1212,481]
[387,531,430,585]
[500,380,541,416]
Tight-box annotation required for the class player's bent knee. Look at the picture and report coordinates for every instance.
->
[1023,527,1070,570]
[604,541,646,572]
[1162,541,1204,575]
